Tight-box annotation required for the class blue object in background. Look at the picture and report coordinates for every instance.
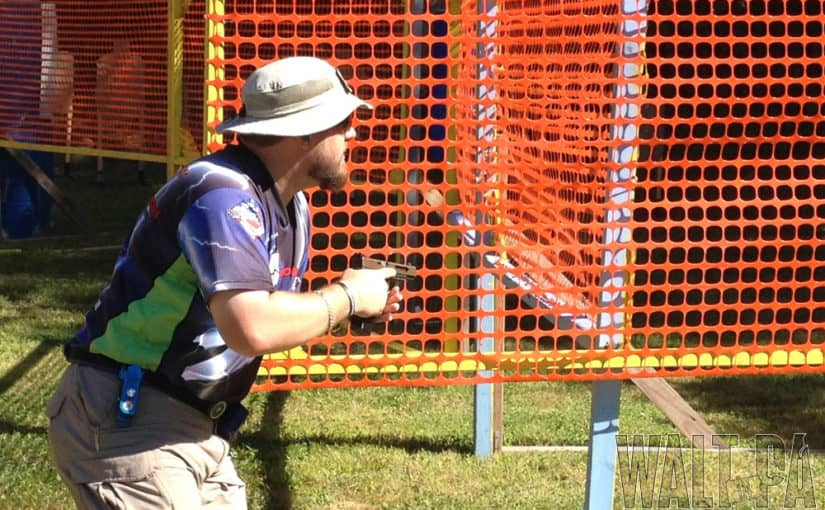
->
[0,147,54,239]
[0,2,53,239]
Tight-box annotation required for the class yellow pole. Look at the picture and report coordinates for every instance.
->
[204,0,225,153]
[166,0,188,178]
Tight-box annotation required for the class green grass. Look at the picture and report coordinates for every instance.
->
[3,161,825,509]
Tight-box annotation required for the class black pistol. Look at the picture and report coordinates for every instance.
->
[349,256,417,334]
[360,256,416,285]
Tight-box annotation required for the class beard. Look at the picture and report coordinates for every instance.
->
[309,156,347,192]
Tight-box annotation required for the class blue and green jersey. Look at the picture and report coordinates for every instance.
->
[68,144,309,404]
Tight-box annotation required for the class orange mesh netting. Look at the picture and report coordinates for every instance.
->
[184,0,208,154]
[1,1,822,389]
[631,0,825,376]
[201,0,818,390]
[206,0,649,390]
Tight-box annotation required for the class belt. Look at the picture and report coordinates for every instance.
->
[64,344,229,420]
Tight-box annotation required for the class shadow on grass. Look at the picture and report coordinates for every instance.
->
[0,341,54,396]
[0,247,117,277]
[0,342,64,436]
[2,289,99,313]
[671,373,825,448]
[278,432,474,455]
[241,391,294,510]
[238,389,472,509]
[0,419,45,435]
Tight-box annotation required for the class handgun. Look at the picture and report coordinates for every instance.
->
[348,256,416,333]
[360,256,417,284]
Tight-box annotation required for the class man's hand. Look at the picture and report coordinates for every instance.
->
[338,267,403,319]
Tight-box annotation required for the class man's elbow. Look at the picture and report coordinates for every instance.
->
[222,328,272,357]
[210,290,277,356]
[222,324,302,357]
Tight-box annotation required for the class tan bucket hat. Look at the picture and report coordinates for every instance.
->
[216,56,373,137]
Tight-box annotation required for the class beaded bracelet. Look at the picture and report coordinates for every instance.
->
[314,290,336,334]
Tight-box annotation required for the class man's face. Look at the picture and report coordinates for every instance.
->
[308,114,356,192]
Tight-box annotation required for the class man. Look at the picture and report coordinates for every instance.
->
[46,56,403,509]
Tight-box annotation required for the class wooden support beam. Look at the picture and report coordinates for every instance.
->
[2,145,84,231]
[1,127,85,231]
[629,372,726,449]
[493,382,504,453]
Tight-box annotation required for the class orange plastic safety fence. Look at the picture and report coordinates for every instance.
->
[202,0,823,391]
[205,0,649,391]
[629,0,825,377]
[0,1,207,156]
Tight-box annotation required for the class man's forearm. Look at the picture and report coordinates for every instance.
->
[209,286,351,356]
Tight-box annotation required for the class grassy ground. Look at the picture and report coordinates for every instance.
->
[2,159,825,509]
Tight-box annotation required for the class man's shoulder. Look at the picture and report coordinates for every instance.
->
[170,155,254,194]
[149,156,258,221]
[177,146,271,192]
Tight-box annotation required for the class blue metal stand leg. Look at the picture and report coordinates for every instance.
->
[474,382,493,457]
[473,275,498,457]
[584,380,622,509]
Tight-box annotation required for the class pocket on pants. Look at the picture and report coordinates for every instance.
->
[69,432,159,484]
[84,471,175,510]
[45,366,74,421]
[48,366,157,484]
[45,389,67,420]
[97,422,174,452]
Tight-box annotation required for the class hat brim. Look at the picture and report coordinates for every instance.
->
[216,95,373,137]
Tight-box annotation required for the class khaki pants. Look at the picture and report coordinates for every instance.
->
[46,364,247,510]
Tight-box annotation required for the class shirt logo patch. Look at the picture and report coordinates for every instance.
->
[227,199,264,239]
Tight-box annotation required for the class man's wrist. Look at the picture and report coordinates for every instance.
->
[314,290,336,334]
[334,280,357,318]
[314,282,355,335]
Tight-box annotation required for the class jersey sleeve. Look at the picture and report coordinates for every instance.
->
[177,187,274,300]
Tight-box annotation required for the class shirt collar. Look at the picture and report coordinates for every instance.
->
[225,144,274,191]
